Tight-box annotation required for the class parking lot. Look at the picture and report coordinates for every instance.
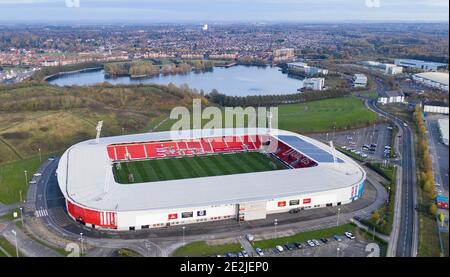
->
[311,123,394,162]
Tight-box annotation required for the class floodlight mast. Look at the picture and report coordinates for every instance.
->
[330,140,338,166]
[267,111,273,132]
[95,121,103,144]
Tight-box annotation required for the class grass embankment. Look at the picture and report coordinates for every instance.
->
[0,83,206,204]
[172,241,242,257]
[412,105,441,257]
[336,148,367,162]
[362,163,396,236]
[0,236,25,257]
[114,152,286,184]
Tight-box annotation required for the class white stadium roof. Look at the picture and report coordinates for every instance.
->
[57,128,365,212]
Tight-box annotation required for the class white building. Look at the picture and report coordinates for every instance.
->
[423,102,449,115]
[438,118,449,146]
[301,78,325,91]
[360,61,403,75]
[412,72,449,92]
[394,59,448,72]
[287,62,328,76]
[353,74,368,88]
[377,91,405,105]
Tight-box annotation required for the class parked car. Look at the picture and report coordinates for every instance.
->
[284,244,294,251]
[241,250,249,257]
[29,180,37,185]
[334,235,342,242]
[294,242,303,249]
[33,173,42,177]
[312,239,320,246]
[289,208,300,214]
[320,238,329,244]
[225,252,235,257]
[307,240,315,247]
[276,245,284,252]
[255,248,264,256]
[237,252,244,257]
[344,232,355,240]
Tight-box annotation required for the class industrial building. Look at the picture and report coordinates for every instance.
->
[412,72,449,92]
[287,62,328,76]
[378,91,405,105]
[394,59,447,72]
[57,128,366,231]
[438,118,449,146]
[360,61,403,75]
[424,101,449,115]
[353,74,368,88]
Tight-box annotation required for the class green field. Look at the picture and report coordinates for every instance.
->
[152,97,379,134]
[277,97,378,133]
[113,151,287,184]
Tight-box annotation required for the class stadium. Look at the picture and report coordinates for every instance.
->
[57,128,366,231]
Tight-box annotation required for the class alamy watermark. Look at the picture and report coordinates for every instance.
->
[65,0,80,8]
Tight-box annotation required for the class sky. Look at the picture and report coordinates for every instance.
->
[0,0,448,23]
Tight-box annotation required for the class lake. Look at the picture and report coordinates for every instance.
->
[48,65,303,96]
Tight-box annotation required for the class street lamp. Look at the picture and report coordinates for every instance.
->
[38,148,42,162]
[274,219,278,238]
[24,170,28,187]
[337,247,340,257]
[11,230,19,257]
[182,226,186,246]
[19,207,24,226]
[79,232,84,256]
[336,207,341,227]
[387,186,391,204]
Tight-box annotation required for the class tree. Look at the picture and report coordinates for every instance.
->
[429,203,438,216]
[372,210,381,224]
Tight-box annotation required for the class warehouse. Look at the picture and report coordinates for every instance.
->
[412,72,449,92]
[57,128,366,231]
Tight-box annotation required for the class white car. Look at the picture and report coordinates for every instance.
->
[241,250,249,257]
[312,239,320,246]
[29,180,37,185]
[341,146,347,150]
[361,154,368,158]
[344,232,355,240]
[307,240,315,247]
[275,245,284,252]
[33,173,42,177]
[245,234,254,242]
[255,248,264,256]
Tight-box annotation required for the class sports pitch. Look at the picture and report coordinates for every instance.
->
[113,151,287,184]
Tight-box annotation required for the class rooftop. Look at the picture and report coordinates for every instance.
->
[379,90,405,98]
[414,72,449,86]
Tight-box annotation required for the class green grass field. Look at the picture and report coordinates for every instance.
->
[172,241,242,257]
[152,97,378,134]
[113,151,287,184]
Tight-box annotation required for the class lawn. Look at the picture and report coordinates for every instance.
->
[113,152,287,184]
[172,241,242,257]
[0,155,42,204]
[277,97,378,133]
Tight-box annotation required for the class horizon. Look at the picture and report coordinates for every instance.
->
[0,0,448,23]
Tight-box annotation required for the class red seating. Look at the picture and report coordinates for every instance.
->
[126,144,146,159]
[106,135,316,170]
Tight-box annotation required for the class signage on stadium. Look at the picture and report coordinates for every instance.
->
[303,198,311,204]
[277,201,286,207]
[168,213,178,220]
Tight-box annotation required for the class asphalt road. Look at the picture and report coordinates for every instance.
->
[367,99,417,257]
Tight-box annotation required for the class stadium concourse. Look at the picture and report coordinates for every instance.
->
[57,128,366,231]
